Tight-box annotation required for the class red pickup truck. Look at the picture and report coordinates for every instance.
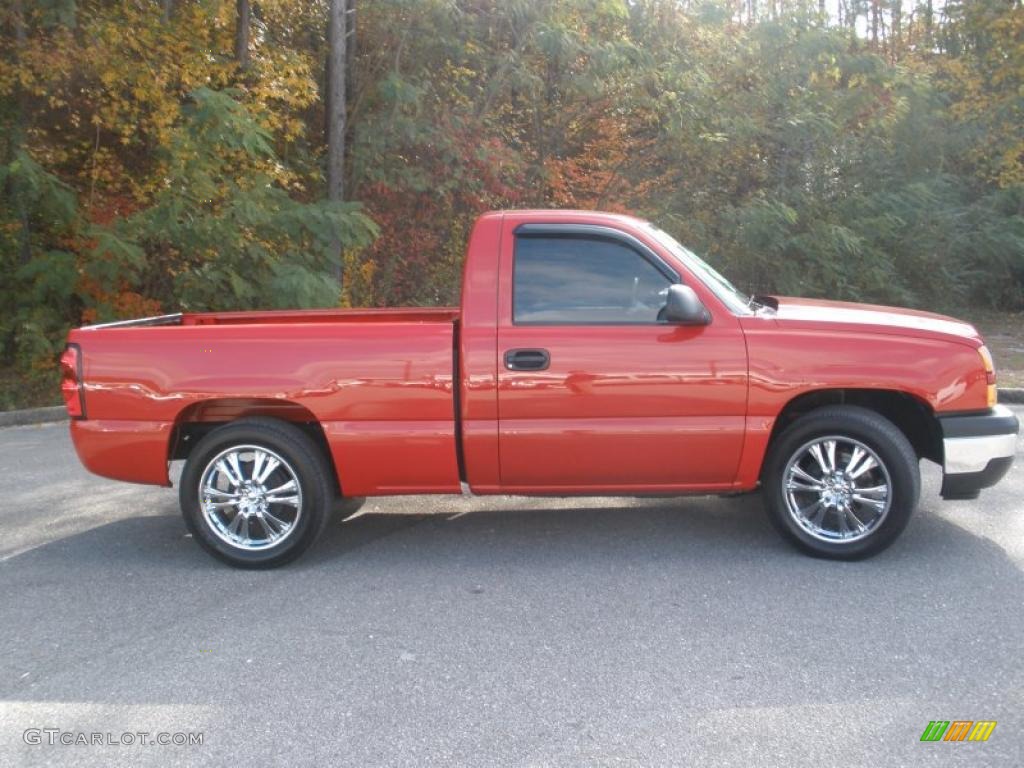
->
[61,210,1019,567]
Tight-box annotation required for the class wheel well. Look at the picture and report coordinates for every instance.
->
[769,389,942,464]
[169,399,341,494]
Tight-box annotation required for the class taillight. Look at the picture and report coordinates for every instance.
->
[59,344,86,419]
[978,345,997,408]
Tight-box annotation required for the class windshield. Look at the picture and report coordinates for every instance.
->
[643,224,753,315]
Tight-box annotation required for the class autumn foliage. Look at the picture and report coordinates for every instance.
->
[1,1,1023,407]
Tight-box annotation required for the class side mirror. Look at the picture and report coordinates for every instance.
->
[663,284,710,325]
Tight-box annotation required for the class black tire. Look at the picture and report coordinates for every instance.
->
[179,418,334,568]
[762,405,920,560]
[335,496,366,517]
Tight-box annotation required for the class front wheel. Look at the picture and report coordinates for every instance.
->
[762,405,920,559]
[179,418,334,568]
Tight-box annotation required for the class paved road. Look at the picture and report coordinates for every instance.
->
[0,413,1022,767]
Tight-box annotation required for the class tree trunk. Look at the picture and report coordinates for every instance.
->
[327,0,348,283]
[10,0,31,265]
[161,0,173,23]
[235,0,251,71]
[12,0,27,45]
[925,0,934,48]
[346,0,356,96]
[891,1,902,57]
[345,0,357,193]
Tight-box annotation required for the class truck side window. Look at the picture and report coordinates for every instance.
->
[513,235,671,324]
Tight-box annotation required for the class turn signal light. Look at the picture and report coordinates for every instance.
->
[59,344,86,419]
[978,345,997,407]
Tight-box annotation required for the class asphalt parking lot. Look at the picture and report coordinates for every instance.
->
[0,413,1022,767]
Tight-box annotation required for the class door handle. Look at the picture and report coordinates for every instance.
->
[504,348,550,371]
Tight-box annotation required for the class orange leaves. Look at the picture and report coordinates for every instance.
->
[79,2,234,163]
[542,111,653,214]
[87,193,139,227]
[79,290,162,326]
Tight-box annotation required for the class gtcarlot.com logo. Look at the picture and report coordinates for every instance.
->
[921,720,997,742]
[24,729,203,747]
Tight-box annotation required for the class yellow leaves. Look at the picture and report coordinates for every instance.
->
[340,250,379,308]
[808,64,843,87]
[250,49,319,112]
[77,0,236,163]
[245,47,318,163]
[928,5,1024,189]
[97,68,119,88]
[996,140,1024,189]
[0,25,76,98]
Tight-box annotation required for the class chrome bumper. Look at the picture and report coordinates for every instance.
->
[938,405,1019,500]
[943,433,1017,474]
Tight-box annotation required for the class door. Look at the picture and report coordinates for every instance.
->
[496,224,748,492]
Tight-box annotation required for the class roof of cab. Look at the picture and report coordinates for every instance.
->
[478,209,649,227]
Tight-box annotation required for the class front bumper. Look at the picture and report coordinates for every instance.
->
[938,405,1019,500]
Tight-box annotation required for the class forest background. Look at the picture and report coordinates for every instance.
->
[2,0,1022,407]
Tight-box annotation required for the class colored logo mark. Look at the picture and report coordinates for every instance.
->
[920,720,996,742]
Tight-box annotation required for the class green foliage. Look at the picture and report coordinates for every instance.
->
[90,88,378,317]
[622,5,1024,313]
[0,150,80,382]
[2,0,1024,409]
[0,150,77,226]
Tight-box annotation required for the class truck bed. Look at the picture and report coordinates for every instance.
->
[69,307,463,495]
[83,307,460,329]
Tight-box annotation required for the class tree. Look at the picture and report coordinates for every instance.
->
[235,0,251,71]
[1,0,1023,408]
[327,0,348,281]
[90,88,378,314]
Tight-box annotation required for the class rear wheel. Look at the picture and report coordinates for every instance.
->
[179,418,333,568]
[762,406,920,559]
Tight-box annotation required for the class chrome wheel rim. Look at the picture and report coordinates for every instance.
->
[782,436,891,544]
[198,445,303,551]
